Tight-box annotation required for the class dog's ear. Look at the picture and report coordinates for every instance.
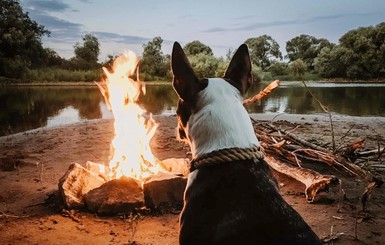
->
[224,44,253,94]
[171,42,208,101]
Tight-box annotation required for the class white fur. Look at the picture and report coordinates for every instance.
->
[186,78,259,158]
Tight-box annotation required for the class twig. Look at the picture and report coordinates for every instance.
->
[267,123,330,153]
[302,81,336,151]
[335,124,356,153]
[0,211,30,219]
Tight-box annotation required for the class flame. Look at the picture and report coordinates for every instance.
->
[96,51,161,180]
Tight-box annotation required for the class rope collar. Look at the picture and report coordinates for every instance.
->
[189,146,264,172]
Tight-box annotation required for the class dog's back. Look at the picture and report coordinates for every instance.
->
[171,42,321,245]
[180,160,321,244]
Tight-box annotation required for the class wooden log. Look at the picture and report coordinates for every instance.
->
[264,155,340,203]
[243,80,280,105]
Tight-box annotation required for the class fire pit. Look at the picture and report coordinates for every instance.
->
[58,51,189,215]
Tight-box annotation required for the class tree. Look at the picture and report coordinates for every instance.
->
[183,40,213,56]
[187,53,220,78]
[0,0,50,77]
[338,23,385,79]
[314,46,353,78]
[314,22,385,79]
[268,61,288,77]
[289,59,307,79]
[245,35,282,70]
[140,36,169,80]
[72,34,100,69]
[286,34,333,70]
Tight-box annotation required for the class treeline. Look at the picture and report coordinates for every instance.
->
[1,0,384,83]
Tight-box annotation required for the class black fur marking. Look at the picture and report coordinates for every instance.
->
[179,160,322,245]
[175,78,208,141]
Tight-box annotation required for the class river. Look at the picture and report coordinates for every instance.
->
[1,81,384,136]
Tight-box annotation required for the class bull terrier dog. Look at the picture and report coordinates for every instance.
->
[171,41,321,245]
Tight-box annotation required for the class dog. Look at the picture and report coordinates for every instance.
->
[171,41,322,245]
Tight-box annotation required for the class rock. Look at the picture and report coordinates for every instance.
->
[143,172,187,209]
[85,176,144,215]
[160,158,190,176]
[85,161,111,181]
[58,163,106,209]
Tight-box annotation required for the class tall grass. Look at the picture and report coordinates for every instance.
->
[26,68,102,82]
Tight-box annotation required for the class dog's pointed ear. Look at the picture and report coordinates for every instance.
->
[224,44,253,94]
[171,42,207,101]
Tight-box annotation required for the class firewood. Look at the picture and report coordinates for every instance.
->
[243,80,280,105]
[264,155,339,203]
[343,139,366,160]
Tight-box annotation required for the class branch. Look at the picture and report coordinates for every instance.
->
[243,80,280,105]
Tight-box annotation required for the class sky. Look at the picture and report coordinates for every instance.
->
[20,0,385,61]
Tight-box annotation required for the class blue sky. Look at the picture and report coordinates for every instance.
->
[20,0,385,61]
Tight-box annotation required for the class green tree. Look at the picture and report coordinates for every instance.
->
[267,61,288,77]
[314,46,353,78]
[289,59,307,79]
[245,35,282,70]
[183,40,213,56]
[72,34,100,69]
[315,22,385,79]
[339,22,385,79]
[43,48,65,67]
[187,53,220,78]
[140,36,169,80]
[286,34,333,70]
[0,0,50,77]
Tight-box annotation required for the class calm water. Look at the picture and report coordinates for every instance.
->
[1,82,385,136]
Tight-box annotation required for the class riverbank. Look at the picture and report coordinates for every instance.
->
[0,114,384,244]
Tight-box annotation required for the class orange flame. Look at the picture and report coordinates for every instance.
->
[96,51,161,180]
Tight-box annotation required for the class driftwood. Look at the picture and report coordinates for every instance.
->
[243,80,383,206]
[251,121,383,204]
[264,155,339,203]
[243,80,280,105]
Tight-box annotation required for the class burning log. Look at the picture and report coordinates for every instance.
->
[58,160,188,214]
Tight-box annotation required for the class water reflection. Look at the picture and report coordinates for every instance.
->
[1,82,385,136]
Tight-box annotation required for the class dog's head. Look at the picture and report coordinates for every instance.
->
[171,42,259,157]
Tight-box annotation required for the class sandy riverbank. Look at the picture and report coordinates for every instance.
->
[0,114,384,244]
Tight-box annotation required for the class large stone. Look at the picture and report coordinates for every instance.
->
[160,158,190,176]
[85,176,144,215]
[143,172,187,209]
[85,161,111,181]
[58,163,106,209]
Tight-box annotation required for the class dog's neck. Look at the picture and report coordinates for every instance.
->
[186,78,259,158]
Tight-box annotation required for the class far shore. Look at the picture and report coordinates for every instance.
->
[2,79,385,86]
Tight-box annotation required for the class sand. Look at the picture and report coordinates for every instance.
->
[0,114,384,244]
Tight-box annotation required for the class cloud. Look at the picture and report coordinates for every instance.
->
[202,12,379,33]
[30,12,83,42]
[23,0,73,12]
[91,31,151,44]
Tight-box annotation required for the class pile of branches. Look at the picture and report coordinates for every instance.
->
[245,80,384,208]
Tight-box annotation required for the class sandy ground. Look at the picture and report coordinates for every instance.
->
[0,113,384,245]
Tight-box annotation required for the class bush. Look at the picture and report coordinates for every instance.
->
[25,68,101,82]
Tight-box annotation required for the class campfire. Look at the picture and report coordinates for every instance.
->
[58,51,188,215]
[95,51,162,180]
